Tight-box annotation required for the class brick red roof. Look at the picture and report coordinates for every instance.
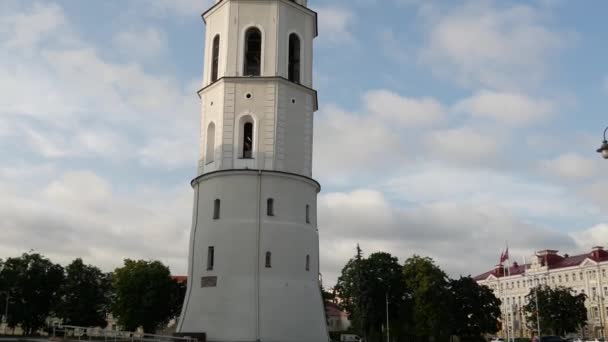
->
[473,247,608,281]
[172,275,188,284]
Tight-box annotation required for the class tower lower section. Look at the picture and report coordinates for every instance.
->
[178,169,329,342]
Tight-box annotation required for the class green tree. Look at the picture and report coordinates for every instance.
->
[111,259,180,333]
[0,253,64,335]
[335,247,408,342]
[55,258,111,327]
[448,276,501,341]
[523,285,587,336]
[403,255,450,341]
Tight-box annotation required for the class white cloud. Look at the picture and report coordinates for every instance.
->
[318,187,579,285]
[418,0,567,90]
[315,6,356,45]
[570,224,608,251]
[137,0,213,17]
[314,104,402,185]
[364,89,445,126]
[424,126,502,163]
[0,170,192,273]
[454,90,553,125]
[113,28,168,59]
[539,153,600,180]
[0,2,66,49]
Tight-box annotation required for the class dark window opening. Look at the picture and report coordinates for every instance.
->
[207,246,215,270]
[265,251,272,268]
[211,35,220,82]
[213,199,221,219]
[306,254,310,271]
[243,122,253,158]
[305,204,310,224]
[288,33,301,83]
[267,198,274,216]
[244,28,262,76]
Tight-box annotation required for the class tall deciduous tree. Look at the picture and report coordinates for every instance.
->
[523,285,587,336]
[335,247,408,341]
[111,259,179,333]
[403,255,450,341]
[0,253,64,335]
[55,258,111,327]
[448,276,501,340]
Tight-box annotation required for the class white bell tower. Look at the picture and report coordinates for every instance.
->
[177,0,328,341]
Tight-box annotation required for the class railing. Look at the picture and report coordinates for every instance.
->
[51,325,197,342]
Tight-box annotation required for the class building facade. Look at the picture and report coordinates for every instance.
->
[475,247,608,339]
[177,1,329,341]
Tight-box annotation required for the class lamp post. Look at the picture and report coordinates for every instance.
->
[1,291,8,334]
[597,126,608,159]
[376,277,390,342]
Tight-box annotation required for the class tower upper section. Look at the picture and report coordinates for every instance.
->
[202,0,317,88]
[196,0,318,179]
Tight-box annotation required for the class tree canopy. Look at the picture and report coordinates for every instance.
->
[0,252,64,335]
[523,285,587,336]
[55,258,111,327]
[447,276,501,340]
[111,259,183,333]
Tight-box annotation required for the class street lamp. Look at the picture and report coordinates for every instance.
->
[597,126,608,159]
[1,291,9,334]
[376,277,390,342]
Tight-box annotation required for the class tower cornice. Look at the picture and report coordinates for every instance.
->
[197,76,318,111]
[191,169,321,193]
[202,0,318,38]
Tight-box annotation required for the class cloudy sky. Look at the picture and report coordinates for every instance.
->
[1,0,608,287]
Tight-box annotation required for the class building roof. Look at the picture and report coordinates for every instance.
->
[473,247,608,281]
[172,275,188,284]
[325,302,348,318]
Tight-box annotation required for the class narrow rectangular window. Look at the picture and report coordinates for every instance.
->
[207,246,215,270]
[305,204,310,224]
[267,198,274,216]
[265,251,272,268]
[213,199,220,219]
[306,254,310,271]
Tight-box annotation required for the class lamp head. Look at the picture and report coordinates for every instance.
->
[598,140,608,159]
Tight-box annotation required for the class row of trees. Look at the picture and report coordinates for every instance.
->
[333,247,502,342]
[0,252,185,335]
[333,247,590,342]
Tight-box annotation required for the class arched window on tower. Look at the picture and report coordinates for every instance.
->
[211,35,220,82]
[206,122,215,164]
[244,28,262,76]
[265,251,272,268]
[288,33,301,83]
[243,122,253,158]
[267,198,274,216]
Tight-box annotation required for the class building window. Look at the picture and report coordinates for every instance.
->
[572,273,576,281]
[243,122,253,158]
[244,27,262,76]
[207,246,215,270]
[580,272,583,280]
[305,204,310,224]
[206,122,216,163]
[213,199,221,219]
[265,251,272,268]
[306,254,310,271]
[288,33,301,83]
[558,275,562,283]
[267,198,274,216]
[211,35,220,82]
[603,269,606,278]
